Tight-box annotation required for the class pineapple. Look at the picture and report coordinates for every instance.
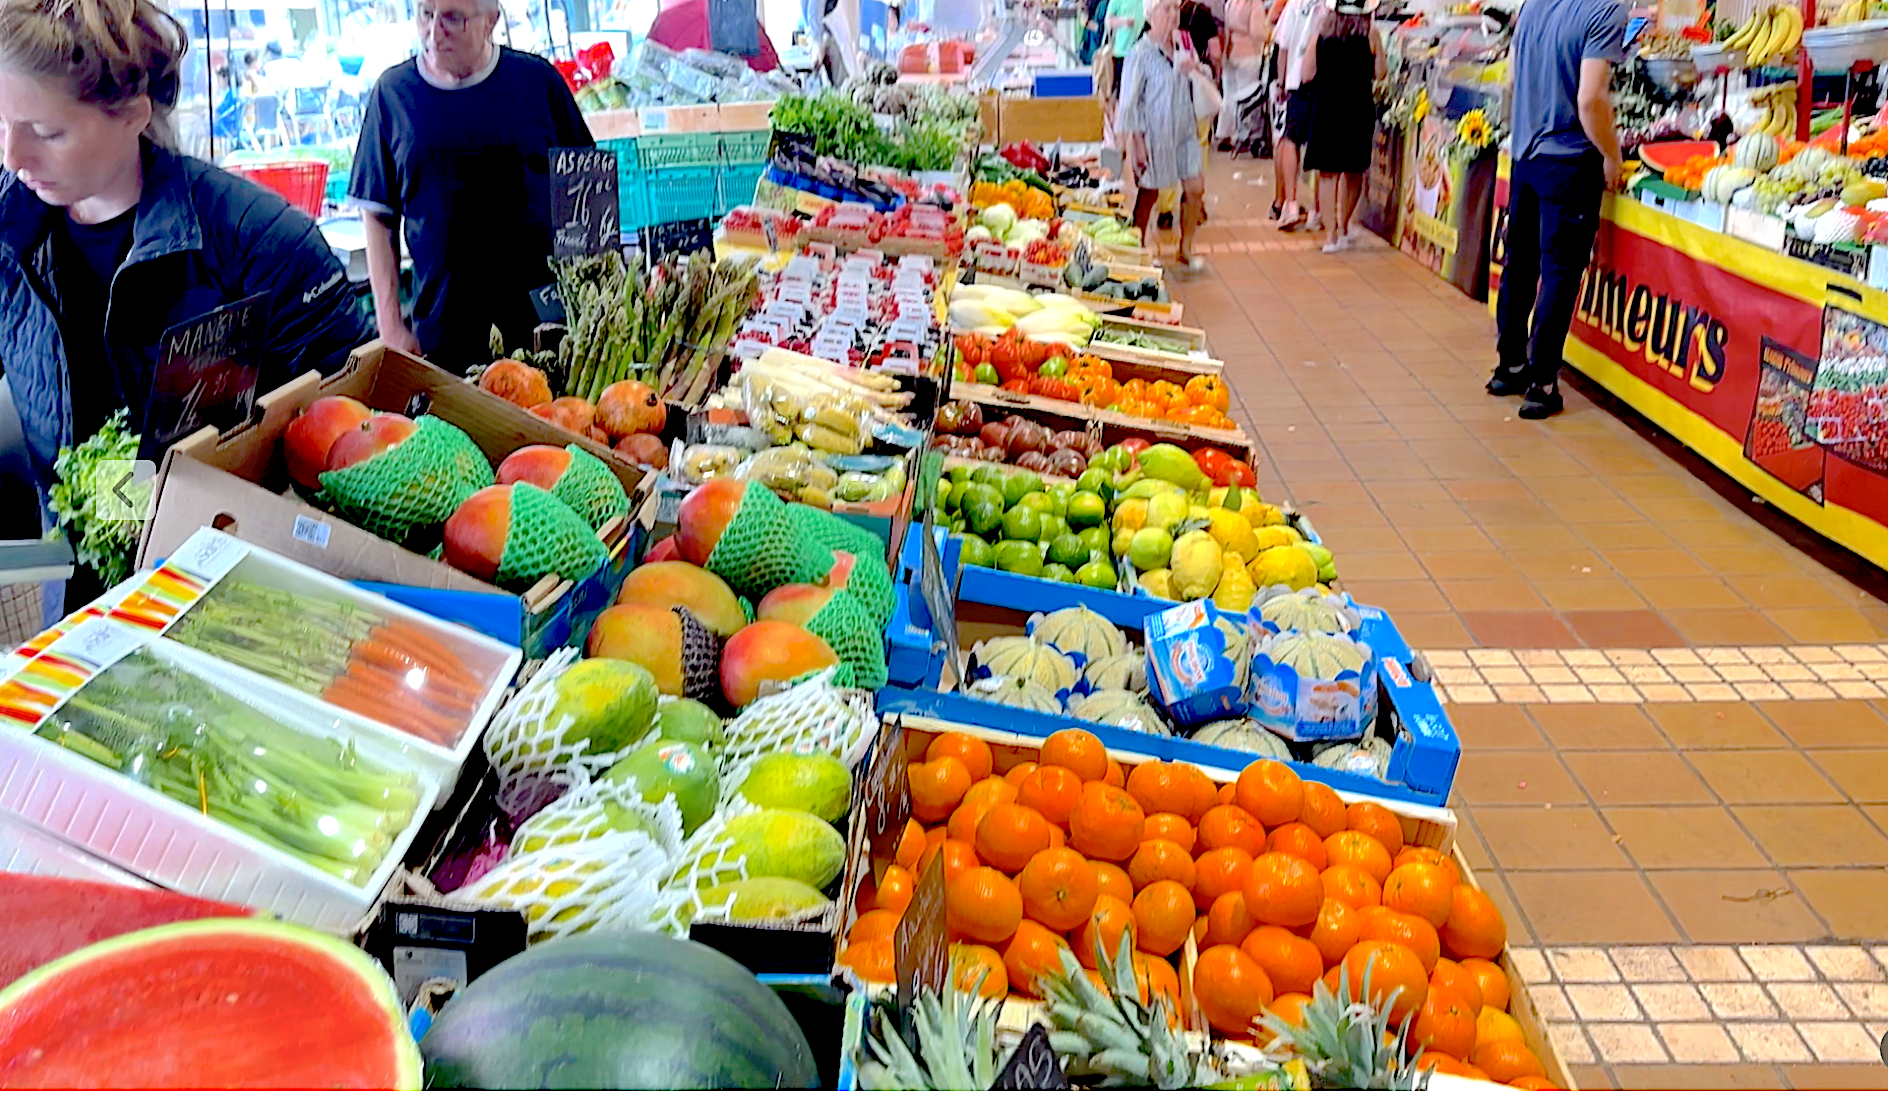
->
[855,981,1007,1090]
[1255,970,1430,1091]
[1038,935,1226,1089]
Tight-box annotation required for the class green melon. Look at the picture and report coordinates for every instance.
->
[546,658,659,754]
[602,738,719,835]
[737,747,852,823]
[653,696,725,750]
[717,809,847,889]
[420,932,818,1090]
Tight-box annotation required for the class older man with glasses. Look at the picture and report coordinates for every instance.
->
[349,0,593,369]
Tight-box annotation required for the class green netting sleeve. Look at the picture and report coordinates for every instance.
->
[318,415,495,546]
[704,480,835,600]
[495,482,610,591]
[805,588,887,691]
[552,444,631,530]
[786,503,886,560]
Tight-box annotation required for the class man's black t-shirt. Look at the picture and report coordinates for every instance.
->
[50,208,136,442]
[350,48,593,370]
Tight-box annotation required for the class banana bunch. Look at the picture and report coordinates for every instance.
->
[1825,0,1872,25]
[1729,3,1804,66]
[1752,80,1800,135]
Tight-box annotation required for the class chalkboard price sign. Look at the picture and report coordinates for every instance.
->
[141,291,270,459]
[895,852,948,1011]
[863,720,911,866]
[551,146,620,258]
[992,1025,1070,1090]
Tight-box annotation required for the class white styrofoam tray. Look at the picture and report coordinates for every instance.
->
[0,812,155,887]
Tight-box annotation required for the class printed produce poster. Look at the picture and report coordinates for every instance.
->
[1745,337,1826,499]
[1359,123,1407,240]
[1811,306,1888,473]
[1395,114,1495,300]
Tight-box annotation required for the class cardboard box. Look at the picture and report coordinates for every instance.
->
[140,342,641,656]
[997,94,1103,144]
[1144,599,1251,726]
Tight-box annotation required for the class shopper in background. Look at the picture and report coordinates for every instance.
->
[1488,0,1626,418]
[1118,0,1208,268]
[1299,0,1380,252]
[1215,0,1269,154]
[0,0,370,612]
[1269,0,1321,230]
[1103,0,1145,99]
[351,0,593,370]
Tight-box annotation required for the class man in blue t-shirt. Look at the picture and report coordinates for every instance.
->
[1488,0,1628,419]
[349,0,593,370]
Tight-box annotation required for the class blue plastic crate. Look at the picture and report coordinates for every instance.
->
[646,165,719,225]
[717,162,766,215]
[638,131,722,171]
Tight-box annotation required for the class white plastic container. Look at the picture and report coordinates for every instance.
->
[0,813,154,887]
[0,619,441,933]
[1802,21,1888,72]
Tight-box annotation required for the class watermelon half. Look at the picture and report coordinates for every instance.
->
[1639,139,1719,174]
[421,932,820,1090]
[0,872,252,987]
[0,918,421,1089]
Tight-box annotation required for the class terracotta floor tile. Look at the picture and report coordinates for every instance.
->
[1475,806,1633,870]
[1575,522,1680,550]
[1686,751,1845,804]
[1528,704,1667,751]
[1610,1064,1783,1089]
[1480,523,1565,550]
[1506,870,1680,943]
[1505,548,1614,581]
[1301,525,1404,552]
[1809,749,1888,802]
[1658,521,1772,550]
[1603,807,1769,869]
[1341,578,1450,614]
[1783,1064,1888,1089]
[1448,705,1549,750]
[1787,869,1888,938]
[1534,578,1651,612]
[1565,752,1718,806]
[1452,815,1496,871]
[1634,577,1750,611]
[1646,703,1790,748]
[1708,546,1816,574]
[1439,578,1548,613]
[1444,478,1534,501]
[1734,805,1888,867]
[1664,609,1792,646]
[1608,474,1713,500]
[1757,700,1888,748]
[1767,607,1886,643]
[1419,550,1522,581]
[1396,525,1498,552]
[1334,551,1429,582]
[1725,574,1856,610]
[1595,547,1709,578]
[1647,869,1831,942]
[1461,498,1559,526]
[1376,500,1475,528]
[1567,1064,1616,1089]
[1459,611,1581,649]
[1386,610,1473,648]
[1562,610,1691,648]
[1465,865,1536,945]
[1452,750,1586,806]
[1544,496,1649,525]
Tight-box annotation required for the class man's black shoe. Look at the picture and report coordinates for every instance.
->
[1518,385,1564,419]
[1485,368,1527,396]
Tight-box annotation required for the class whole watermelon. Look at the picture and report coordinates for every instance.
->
[420,932,818,1090]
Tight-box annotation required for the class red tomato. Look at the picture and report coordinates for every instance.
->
[1222,460,1257,487]
[1192,447,1233,481]
[1119,437,1151,456]
[1001,378,1033,394]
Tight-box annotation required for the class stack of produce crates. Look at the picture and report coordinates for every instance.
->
[717,129,772,216]
[640,132,722,226]
[598,136,651,233]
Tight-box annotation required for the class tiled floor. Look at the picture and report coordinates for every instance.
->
[1165,158,1888,1088]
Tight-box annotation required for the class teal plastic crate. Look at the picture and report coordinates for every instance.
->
[638,131,722,171]
[717,162,766,215]
[598,137,650,231]
[721,129,771,163]
[647,165,719,224]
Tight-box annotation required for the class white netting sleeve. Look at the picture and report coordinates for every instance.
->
[482,648,645,815]
[716,669,878,773]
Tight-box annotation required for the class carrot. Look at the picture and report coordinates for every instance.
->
[322,679,458,746]
[351,637,482,696]
[342,659,477,718]
[372,621,474,677]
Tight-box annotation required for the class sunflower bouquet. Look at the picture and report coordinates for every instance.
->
[1445,107,1504,165]
[1383,85,1430,129]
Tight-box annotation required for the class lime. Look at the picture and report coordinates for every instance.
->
[1044,485,1070,516]
[1016,490,1055,514]
[1001,505,1043,542]
[961,484,1005,537]
[1076,558,1119,590]
[943,479,965,514]
[1003,470,1044,508]
[1128,527,1174,572]
[1078,525,1111,559]
[994,539,1044,576]
[1041,562,1077,583]
[970,464,1007,489]
[1037,512,1069,542]
[958,532,995,570]
[947,464,973,485]
[1075,469,1115,505]
[1092,444,1137,474]
[1047,532,1089,569]
[949,517,965,534]
[1066,490,1107,530]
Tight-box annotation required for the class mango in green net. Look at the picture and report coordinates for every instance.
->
[319,413,494,546]
[443,482,608,592]
[495,444,630,531]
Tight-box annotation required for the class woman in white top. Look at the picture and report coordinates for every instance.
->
[1117,0,1209,267]
[1215,0,1270,152]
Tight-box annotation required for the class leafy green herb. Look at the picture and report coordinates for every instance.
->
[48,409,146,586]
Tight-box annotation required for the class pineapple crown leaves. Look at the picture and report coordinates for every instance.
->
[857,980,1005,1092]
[1255,968,1433,1091]
[1038,934,1219,1090]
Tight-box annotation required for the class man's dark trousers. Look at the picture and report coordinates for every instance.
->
[1495,149,1605,389]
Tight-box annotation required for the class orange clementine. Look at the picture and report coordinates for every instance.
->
[920,837,980,886]
[1471,1039,1544,1084]
[927,731,994,782]
[1017,846,1100,933]
[894,819,925,870]
[1216,781,1238,805]
[1440,885,1508,960]
[1094,861,1134,903]
[1508,1076,1560,1090]
[1015,764,1084,827]
[946,866,1023,943]
[847,908,900,946]
[1393,845,1462,889]
[1004,761,1039,786]
[1137,952,1183,1013]
[1266,822,1330,871]
[952,943,1009,998]
[1144,811,1197,851]
[1414,1051,1471,1078]
[962,775,1019,810]
[876,865,914,915]
[1002,919,1071,997]
[1193,846,1256,909]
[1308,898,1361,966]
[975,802,1055,874]
[840,938,896,982]
[1407,985,1477,1059]
[909,756,972,822]
[1069,782,1145,862]
[1128,838,1198,893]
[1198,804,1268,857]
[1298,781,1346,838]
[1180,764,1220,823]
[1235,759,1305,827]
[1460,958,1510,1011]
[1360,906,1440,973]
[1321,863,1384,909]
[1243,851,1324,928]
[1325,830,1393,884]
[1204,890,1259,949]
[1131,880,1196,956]
[1431,957,1485,1015]
[1040,729,1107,782]
[1240,925,1324,997]
[1104,758,1125,787]
[1193,913,1210,946]
[1384,862,1456,928]
[1346,801,1405,855]
[1335,939,1429,1022]
[1126,760,1197,817]
[1073,893,1137,969]
[946,799,996,846]
[1193,944,1275,1037]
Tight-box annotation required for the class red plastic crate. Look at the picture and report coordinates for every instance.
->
[228,161,329,218]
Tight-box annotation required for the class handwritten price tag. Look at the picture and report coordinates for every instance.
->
[550,146,619,258]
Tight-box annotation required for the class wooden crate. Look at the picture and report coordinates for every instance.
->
[943,385,1259,467]
[1454,856,1579,1090]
